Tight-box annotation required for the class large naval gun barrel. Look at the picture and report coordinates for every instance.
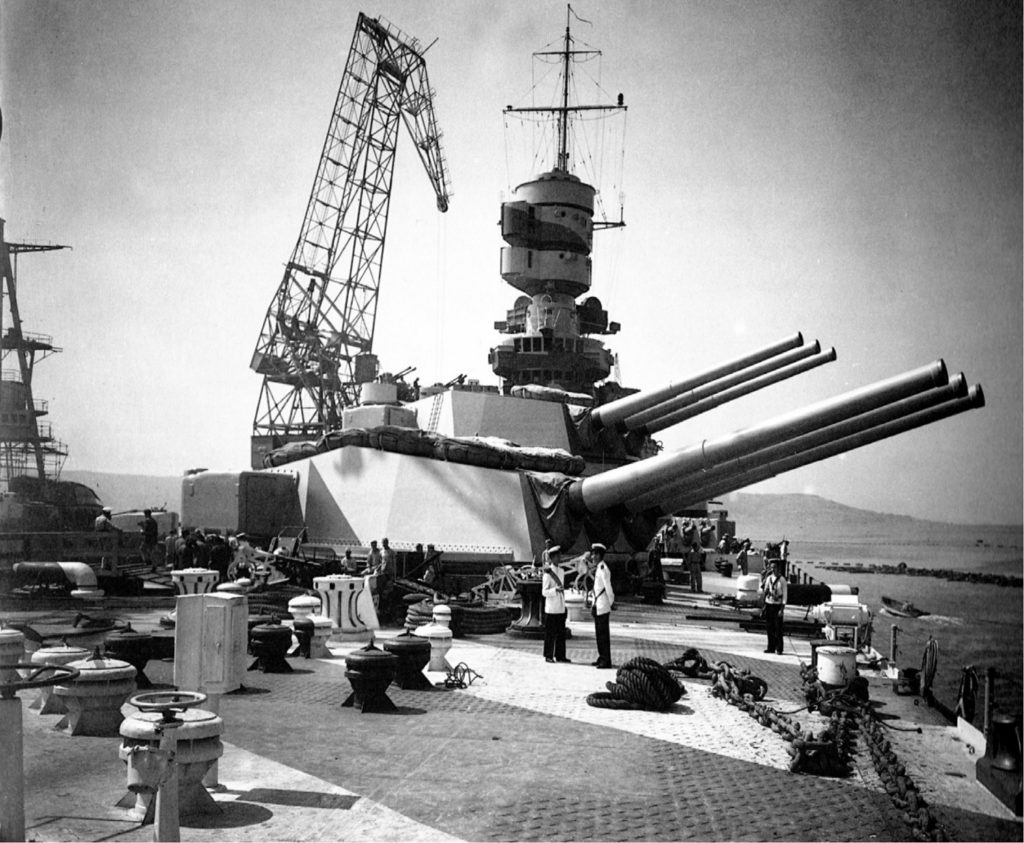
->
[568,359,967,515]
[586,332,805,433]
[626,373,978,514]
[652,382,985,515]
[627,342,837,435]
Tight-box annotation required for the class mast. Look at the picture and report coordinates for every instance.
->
[557,9,571,171]
[507,5,621,180]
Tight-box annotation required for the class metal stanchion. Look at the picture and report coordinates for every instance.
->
[0,661,80,843]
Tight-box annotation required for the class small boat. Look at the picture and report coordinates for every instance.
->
[881,595,930,618]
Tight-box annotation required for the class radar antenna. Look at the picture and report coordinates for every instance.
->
[250,13,450,465]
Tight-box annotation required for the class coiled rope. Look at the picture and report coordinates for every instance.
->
[586,656,687,711]
[586,646,948,839]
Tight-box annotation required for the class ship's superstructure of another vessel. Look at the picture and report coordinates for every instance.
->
[0,220,68,487]
[184,10,985,564]
[0,219,103,531]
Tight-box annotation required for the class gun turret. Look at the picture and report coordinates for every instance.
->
[568,359,957,515]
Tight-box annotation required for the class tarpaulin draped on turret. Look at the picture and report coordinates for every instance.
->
[520,472,585,553]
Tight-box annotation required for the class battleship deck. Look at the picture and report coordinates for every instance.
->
[9,572,1021,842]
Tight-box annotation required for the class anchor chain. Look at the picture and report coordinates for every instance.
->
[861,710,946,841]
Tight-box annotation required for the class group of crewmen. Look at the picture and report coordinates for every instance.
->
[538,542,615,669]
[94,506,259,584]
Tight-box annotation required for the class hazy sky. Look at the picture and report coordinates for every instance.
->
[1,0,1020,525]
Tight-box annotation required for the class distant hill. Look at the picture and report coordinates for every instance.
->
[62,471,1022,548]
[718,492,1022,547]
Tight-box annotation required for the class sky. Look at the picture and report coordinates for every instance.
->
[1,0,1020,526]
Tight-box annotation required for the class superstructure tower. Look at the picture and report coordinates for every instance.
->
[489,10,626,396]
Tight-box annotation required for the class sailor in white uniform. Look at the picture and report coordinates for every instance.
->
[541,545,569,663]
[590,543,615,668]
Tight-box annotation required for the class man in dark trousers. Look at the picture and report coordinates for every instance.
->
[541,545,569,663]
[761,559,788,654]
[138,509,160,571]
[590,543,615,669]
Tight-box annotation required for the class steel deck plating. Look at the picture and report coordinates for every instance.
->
[13,576,1021,842]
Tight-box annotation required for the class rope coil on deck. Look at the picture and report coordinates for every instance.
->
[582,645,949,838]
[585,656,686,711]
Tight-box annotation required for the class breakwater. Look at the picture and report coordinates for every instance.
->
[815,562,1021,588]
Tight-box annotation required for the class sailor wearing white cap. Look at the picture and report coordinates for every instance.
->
[541,545,569,663]
[590,543,615,668]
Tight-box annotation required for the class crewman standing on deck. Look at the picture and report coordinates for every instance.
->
[367,540,382,571]
[683,519,703,593]
[94,507,121,574]
[376,537,397,619]
[736,539,751,576]
[138,509,160,571]
[761,559,788,654]
[541,546,569,663]
[590,543,615,669]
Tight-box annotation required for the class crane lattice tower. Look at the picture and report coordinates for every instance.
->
[250,13,450,468]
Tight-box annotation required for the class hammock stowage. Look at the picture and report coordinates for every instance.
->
[586,656,686,711]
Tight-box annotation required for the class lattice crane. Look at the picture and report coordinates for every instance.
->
[250,13,450,465]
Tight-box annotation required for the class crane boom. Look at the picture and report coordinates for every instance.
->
[250,13,450,466]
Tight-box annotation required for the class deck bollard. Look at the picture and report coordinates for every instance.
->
[431,604,452,628]
[342,641,399,713]
[382,632,433,690]
[413,621,453,671]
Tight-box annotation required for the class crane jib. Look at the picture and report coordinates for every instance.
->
[249,14,451,455]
